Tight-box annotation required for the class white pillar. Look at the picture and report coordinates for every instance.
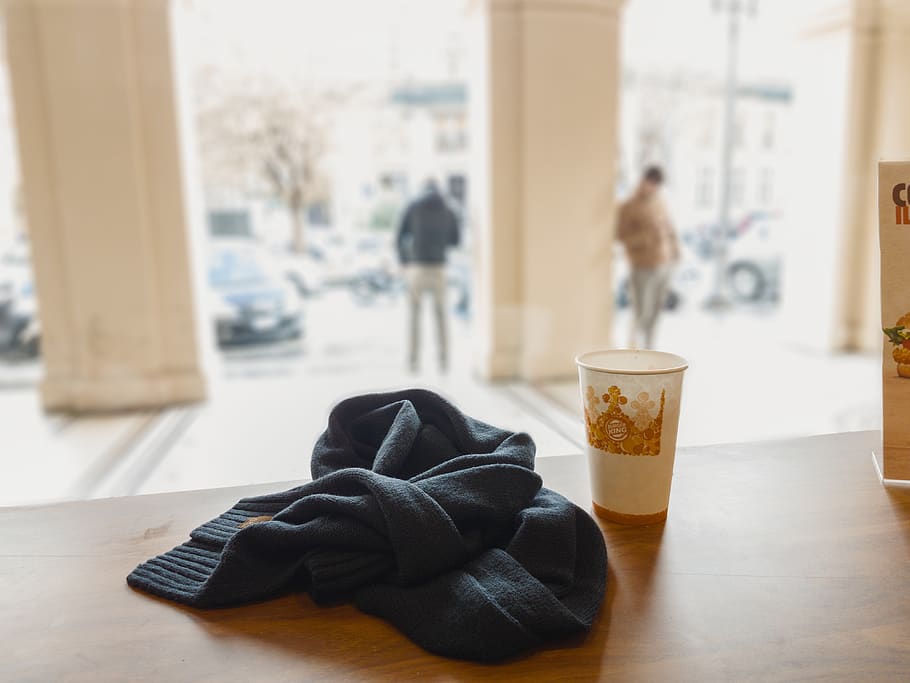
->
[471,0,624,381]
[5,0,207,411]
[783,0,910,352]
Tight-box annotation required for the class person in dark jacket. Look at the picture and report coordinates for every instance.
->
[397,179,460,372]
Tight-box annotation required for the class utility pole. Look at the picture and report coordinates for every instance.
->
[704,0,757,309]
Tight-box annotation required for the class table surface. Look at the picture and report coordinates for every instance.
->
[2,430,909,682]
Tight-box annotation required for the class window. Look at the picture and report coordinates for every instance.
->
[762,111,776,150]
[208,209,254,239]
[435,113,467,153]
[698,119,715,148]
[758,168,774,205]
[731,167,746,206]
[733,112,746,149]
[696,167,714,208]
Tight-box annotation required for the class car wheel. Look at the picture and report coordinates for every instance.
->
[727,261,766,302]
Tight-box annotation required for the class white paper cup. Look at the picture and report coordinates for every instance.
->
[576,349,688,525]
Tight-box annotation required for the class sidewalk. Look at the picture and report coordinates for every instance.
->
[535,307,881,448]
[0,288,579,505]
[0,294,882,506]
[132,289,581,497]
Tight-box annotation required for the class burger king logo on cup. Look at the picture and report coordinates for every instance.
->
[607,418,629,442]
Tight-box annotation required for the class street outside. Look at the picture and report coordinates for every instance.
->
[539,306,881,449]
[0,279,583,505]
[0,272,882,507]
[135,278,590,497]
[0,209,880,504]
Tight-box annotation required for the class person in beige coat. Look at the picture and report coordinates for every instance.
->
[616,166,680,349]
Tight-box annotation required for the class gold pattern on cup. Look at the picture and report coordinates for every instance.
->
[584,385,665,456]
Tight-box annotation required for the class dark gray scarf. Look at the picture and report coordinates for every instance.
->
[127,389,607,661]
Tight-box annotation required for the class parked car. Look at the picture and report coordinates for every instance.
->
[0,238,304,354]
[0,280,39,357]
[277,244,331,298]
[208,244,303,347]
[723,213,782,303]
[350,264,402,304]
[682,211,782,303]
[0,239,40,358]
[303,230,401,291]
[305,232,359,287]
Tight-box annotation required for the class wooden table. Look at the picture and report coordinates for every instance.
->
[2,430,909,681]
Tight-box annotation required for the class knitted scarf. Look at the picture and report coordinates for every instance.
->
[128,389,607,661]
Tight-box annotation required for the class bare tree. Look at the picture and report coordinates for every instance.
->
[194,71,335,252]
[254,97,331,252]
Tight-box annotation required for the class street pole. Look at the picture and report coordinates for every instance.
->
[705,0,755,310]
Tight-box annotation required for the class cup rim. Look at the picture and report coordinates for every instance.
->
[575,349,689,375]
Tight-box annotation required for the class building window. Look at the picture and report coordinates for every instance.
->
[762,111,776,150]
[759,168,774,206]
[696,167,714,208]
[698,118,715,148]
[731,167,746,206]
[435,113,467,153]
[733,112,746,149]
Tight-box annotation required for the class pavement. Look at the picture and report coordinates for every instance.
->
[0,286,578,505]
[0,288,882,506]
[536,306,881,449]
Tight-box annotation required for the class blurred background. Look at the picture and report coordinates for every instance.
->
[0,0,894,505]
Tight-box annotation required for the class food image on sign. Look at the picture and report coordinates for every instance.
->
[883,312,910,378]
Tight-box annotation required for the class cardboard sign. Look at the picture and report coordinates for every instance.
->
[879,161,910,480]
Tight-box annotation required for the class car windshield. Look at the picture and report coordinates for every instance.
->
[209,250,270,289]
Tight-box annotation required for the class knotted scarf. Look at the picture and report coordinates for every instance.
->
[128,389,607,661]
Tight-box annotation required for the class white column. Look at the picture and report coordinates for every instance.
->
[471,0,624,381]
[782,0,910,352]
[5,0,207,411]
